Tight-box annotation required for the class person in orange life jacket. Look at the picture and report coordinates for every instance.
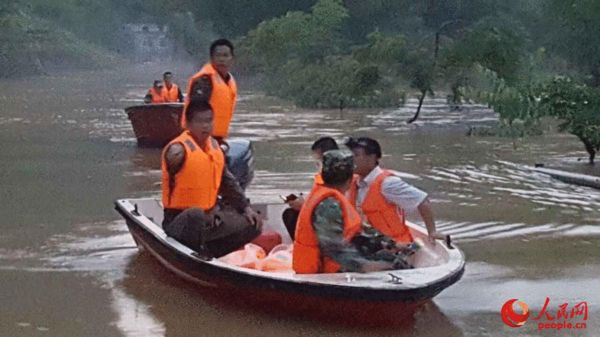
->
[162,71,183,102]
[282,137,339,240]
[344,137,445,244]
[183,39,237,143]
[144,80,165,104]
[161,99,263,257]
[293,150,398,274]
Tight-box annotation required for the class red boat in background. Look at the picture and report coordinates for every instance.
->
[125,103,183,147]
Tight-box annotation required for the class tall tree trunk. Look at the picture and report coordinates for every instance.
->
[590,66,600,87]
[407,90,426,124]
[580,136,596,164]
[433,31,440,66]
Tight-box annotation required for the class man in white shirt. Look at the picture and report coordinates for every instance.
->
[344,137,445,244]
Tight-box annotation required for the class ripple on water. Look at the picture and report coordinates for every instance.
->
[429,161,600,207]
[369,98,497,129]
[38,220,137,272]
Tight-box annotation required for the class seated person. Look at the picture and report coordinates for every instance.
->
[161,99,262,258]
[282,136,339,239]
[293,150,405,274]
[144,80,165,104]
[345,137,445,244]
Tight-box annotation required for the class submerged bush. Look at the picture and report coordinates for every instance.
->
[265,56,404,108]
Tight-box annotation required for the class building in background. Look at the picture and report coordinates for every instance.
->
[120,24,173,62]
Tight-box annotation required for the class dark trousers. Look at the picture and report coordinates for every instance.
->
[163,207,260,258]
[281,207,299,240]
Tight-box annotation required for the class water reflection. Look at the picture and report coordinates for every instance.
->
[111,287,166,337]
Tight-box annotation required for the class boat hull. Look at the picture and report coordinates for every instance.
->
[125,103,183,147]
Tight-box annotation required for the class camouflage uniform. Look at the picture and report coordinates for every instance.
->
[312,150,411,272]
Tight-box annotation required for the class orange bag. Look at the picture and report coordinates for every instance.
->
[258,244,293,272]
[219,243,266,269]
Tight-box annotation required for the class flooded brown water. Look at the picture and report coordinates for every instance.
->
[1,65,599,336]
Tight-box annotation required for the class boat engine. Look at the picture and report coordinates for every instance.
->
[224,139,254,191]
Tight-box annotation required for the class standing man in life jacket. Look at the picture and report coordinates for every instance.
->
[162,71,183,103]
[282,137,340,240]
[182,39,237,144]
[144,80,165,104]
[344,137,445,244]
[293,150,399,274]
[162,98,263,258]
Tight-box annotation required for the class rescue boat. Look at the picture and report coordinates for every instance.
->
[114,197,465,324]
[125,103,183,147]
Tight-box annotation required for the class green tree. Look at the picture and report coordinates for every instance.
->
[342,0,418,41]
[181,0,315,38]
[405,49,436,123]
[437,17,527,108]
[352,31,408,72]
[539,77,600,164]
[244,0,349,70]
[540,1,600,85]
[446,21,524,83]
[0,2,117,77]
[464,65,542,141]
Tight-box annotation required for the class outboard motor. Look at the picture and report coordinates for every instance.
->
[224,139,254,191]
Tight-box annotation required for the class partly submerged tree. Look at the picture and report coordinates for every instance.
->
[465,65,542,141]
[405,49,436,124]
[539,77,600,164]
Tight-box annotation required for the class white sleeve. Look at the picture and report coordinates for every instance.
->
[381,176,428,213]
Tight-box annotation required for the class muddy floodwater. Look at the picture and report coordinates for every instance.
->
[1,64,599,337]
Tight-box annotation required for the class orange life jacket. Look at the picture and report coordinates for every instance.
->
[183,63,237,137]
[310,173,324,192]
[293,185,362,274]
[149,87,165,103]
[348,170,414,244]
[161,131,225,210]
[162,83,180,102]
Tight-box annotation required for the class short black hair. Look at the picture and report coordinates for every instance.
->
[210,39,234,57]
[153,80,162,87]
[185,99,213,124]
[344,136,382,159]
[311,137,339,154]
[163,71,172,77]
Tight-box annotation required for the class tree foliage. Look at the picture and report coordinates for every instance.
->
[179,0,315,38]
[242,0,408,108]
[0,3,117,77]
[539,77,600,164]
[464,65,542,138]
[244,0,348,69]
[540,1,600,85]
